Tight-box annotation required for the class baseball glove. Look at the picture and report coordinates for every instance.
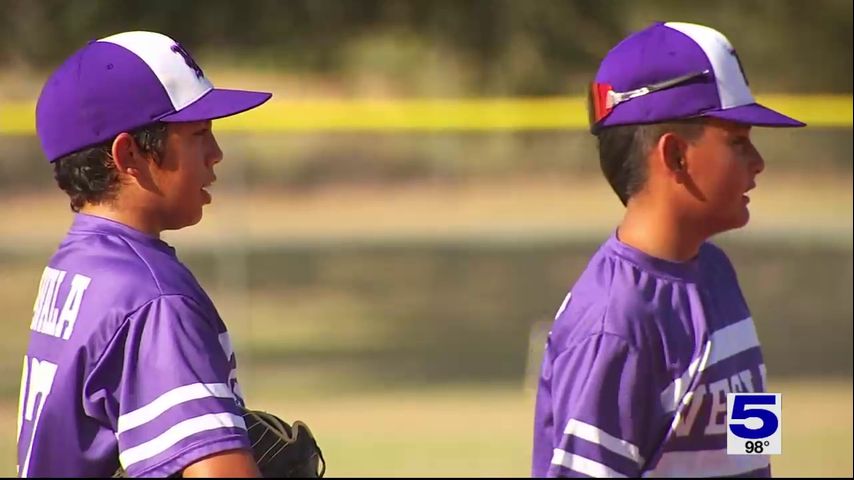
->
[113,407,325,478]
[243,408,326,478]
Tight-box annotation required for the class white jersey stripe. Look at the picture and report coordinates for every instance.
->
[661,347,705,414]
[117,383,235,434]
[551,448,627,478]
[564,418,644,464]
[661,317,760,412]
[708,317,762,364]
[119,412,245,469]
[644,448,769,477]
[554,292,572,320]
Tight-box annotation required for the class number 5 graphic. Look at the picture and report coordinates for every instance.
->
[17,355,58,477]
[728,394,779,440]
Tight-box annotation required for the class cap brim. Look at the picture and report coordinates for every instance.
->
[159,88,272,122]
[704,103,806,128]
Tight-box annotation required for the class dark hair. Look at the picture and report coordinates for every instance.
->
[53,123,169,212]
[595,120,706,206]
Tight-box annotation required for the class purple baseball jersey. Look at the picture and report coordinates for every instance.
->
[17,214,250,477]
[532,233,770,477]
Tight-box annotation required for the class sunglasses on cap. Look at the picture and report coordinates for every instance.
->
[587,69,710,130]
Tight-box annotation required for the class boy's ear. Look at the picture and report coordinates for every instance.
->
[658,132,688,176]
[111,133,147,179]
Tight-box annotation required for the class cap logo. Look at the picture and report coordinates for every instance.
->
[729,48,750,86]
[170,43,204,79]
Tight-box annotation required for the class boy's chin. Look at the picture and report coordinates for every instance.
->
[718,210,751,234]
[734,206,752,229]
[184,211,205,229]
[702,207,751,237]
[162,209,204,232]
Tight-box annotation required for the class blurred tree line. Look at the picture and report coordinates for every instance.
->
[1,0,851,95]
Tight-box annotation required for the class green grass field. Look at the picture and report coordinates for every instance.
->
[225,379,854,478]
[1,379,850,477]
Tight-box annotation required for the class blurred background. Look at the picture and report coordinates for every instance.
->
[0,0,851,476]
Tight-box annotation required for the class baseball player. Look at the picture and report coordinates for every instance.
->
[531,22,805,477]
[17,31,279,477]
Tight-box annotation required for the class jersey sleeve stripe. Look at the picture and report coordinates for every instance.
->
[551,448,628,478]
[118,412,246,470]
[117,383,234,434]
[563,418,644,464]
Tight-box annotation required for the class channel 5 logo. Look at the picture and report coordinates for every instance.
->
[726,393,782,455]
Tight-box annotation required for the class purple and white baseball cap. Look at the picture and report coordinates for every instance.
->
[36,31,272,162]
[588,22,806,133]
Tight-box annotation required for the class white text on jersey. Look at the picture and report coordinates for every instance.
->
[30,267,92,340]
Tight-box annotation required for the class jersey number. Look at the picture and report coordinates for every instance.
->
[17,355,58,477]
